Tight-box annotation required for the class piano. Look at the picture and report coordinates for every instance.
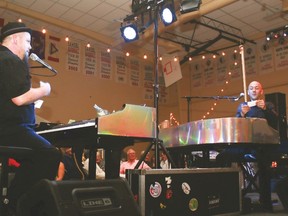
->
[37,104,157,179]
[159,117,280,211]
[159,117,280,148]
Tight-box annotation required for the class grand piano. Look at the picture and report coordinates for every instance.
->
[37,104,157,179]
[159,117,280,210]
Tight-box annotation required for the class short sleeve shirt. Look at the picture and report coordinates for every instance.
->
[0,45,35,133]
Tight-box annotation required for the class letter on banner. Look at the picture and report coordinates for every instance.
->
[161,55,182,87]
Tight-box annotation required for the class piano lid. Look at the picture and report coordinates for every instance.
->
[159,117,280,148]
[96,104,156,139]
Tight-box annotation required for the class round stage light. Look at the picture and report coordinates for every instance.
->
[120,24,139,42]
[160,5,177,26]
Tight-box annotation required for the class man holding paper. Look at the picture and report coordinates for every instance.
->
[236,80,278,126]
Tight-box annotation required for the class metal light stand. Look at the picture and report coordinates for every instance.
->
[136,1,176,169]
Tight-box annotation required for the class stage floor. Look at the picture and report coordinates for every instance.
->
[244,192,287,215]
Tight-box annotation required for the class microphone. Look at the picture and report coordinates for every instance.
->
[233,93,245,101]
[29,53,58,74]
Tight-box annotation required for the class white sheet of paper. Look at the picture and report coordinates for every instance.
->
[247,101,256,107]
[34,100,44,109]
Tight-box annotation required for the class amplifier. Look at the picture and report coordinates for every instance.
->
[17,178,140,216]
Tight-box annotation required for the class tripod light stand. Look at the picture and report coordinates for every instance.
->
[135,1,176,169]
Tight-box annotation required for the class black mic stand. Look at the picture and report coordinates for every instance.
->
[135,2,176,169]
[181,95,242,122]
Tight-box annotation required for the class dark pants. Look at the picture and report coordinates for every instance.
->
[0,126,61,210]
[275,176,288,211]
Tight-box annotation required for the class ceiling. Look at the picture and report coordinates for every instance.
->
[1,0,288,63]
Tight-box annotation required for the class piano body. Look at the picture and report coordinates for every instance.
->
[37,104,156,179]
[159,117,280,148]
[159,117,280,210]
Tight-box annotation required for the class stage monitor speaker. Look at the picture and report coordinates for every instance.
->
[265,92,287,142]
[17,178,141,216]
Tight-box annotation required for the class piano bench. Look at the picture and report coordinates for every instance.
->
[0,146,33,216]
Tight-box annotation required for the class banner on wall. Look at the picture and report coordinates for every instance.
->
[216,55,228,85]
[161,55,182,87]
[100,51,112,80]
[274,39,288,70]
[203,58,216,87]
[66,40,80,72]
[191,61,202,88]
[115,55,127,83]
[158,63,168,104]
[31,30,45,60]
[228,48,242,80]
[244,45,257,76]
[129,59,141,87]
[47,35,60,62]
[84,46,97,76]
[143,64,154,101]
[257,39,274,74]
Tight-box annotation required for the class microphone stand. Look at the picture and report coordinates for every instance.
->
[182,95,242,122]
[135,1,176,170]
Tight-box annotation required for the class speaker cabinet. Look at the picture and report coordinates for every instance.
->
[17,178,141,216]
[265,92,287,142]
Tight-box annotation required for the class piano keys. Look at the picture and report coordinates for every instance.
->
[37,104,156,179]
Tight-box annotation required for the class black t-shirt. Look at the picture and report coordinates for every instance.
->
[0,46,35,134]
[236,101,278,130]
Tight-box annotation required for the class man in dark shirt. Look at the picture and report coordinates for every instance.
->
[216,81,278,211]
[235,81,277,128]
[0,22,61,215]
[217,81,278,164]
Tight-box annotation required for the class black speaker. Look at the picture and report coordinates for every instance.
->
[17,178,141,216]
[265,92,287,142]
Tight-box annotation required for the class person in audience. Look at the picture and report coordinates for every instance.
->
[56,147,85,180]
[83,153,105,179]
[0,22,61,215]
[96,151,105,171]
[120,148,151,176]
[160,151,171,169]
[140,150,153,167]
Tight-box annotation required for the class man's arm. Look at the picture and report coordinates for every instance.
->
[11,81,51,106]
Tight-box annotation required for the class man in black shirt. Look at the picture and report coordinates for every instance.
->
[0,22,61,214]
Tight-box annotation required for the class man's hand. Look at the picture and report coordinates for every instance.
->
[241,104,250,117]
[40,81,51,96]
[256,99,266,110]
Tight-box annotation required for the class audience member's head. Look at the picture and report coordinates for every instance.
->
[126,148,137,162]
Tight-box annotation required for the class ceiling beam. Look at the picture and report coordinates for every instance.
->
[0,1,114,46]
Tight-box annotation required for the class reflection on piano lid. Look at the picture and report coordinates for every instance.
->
[37,104,157,139]
[96,104,157,138]
[159,117,280,148]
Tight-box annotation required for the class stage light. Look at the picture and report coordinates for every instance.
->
[160,3,177,26]
[120,23,139,42]
[180,0,202,14]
